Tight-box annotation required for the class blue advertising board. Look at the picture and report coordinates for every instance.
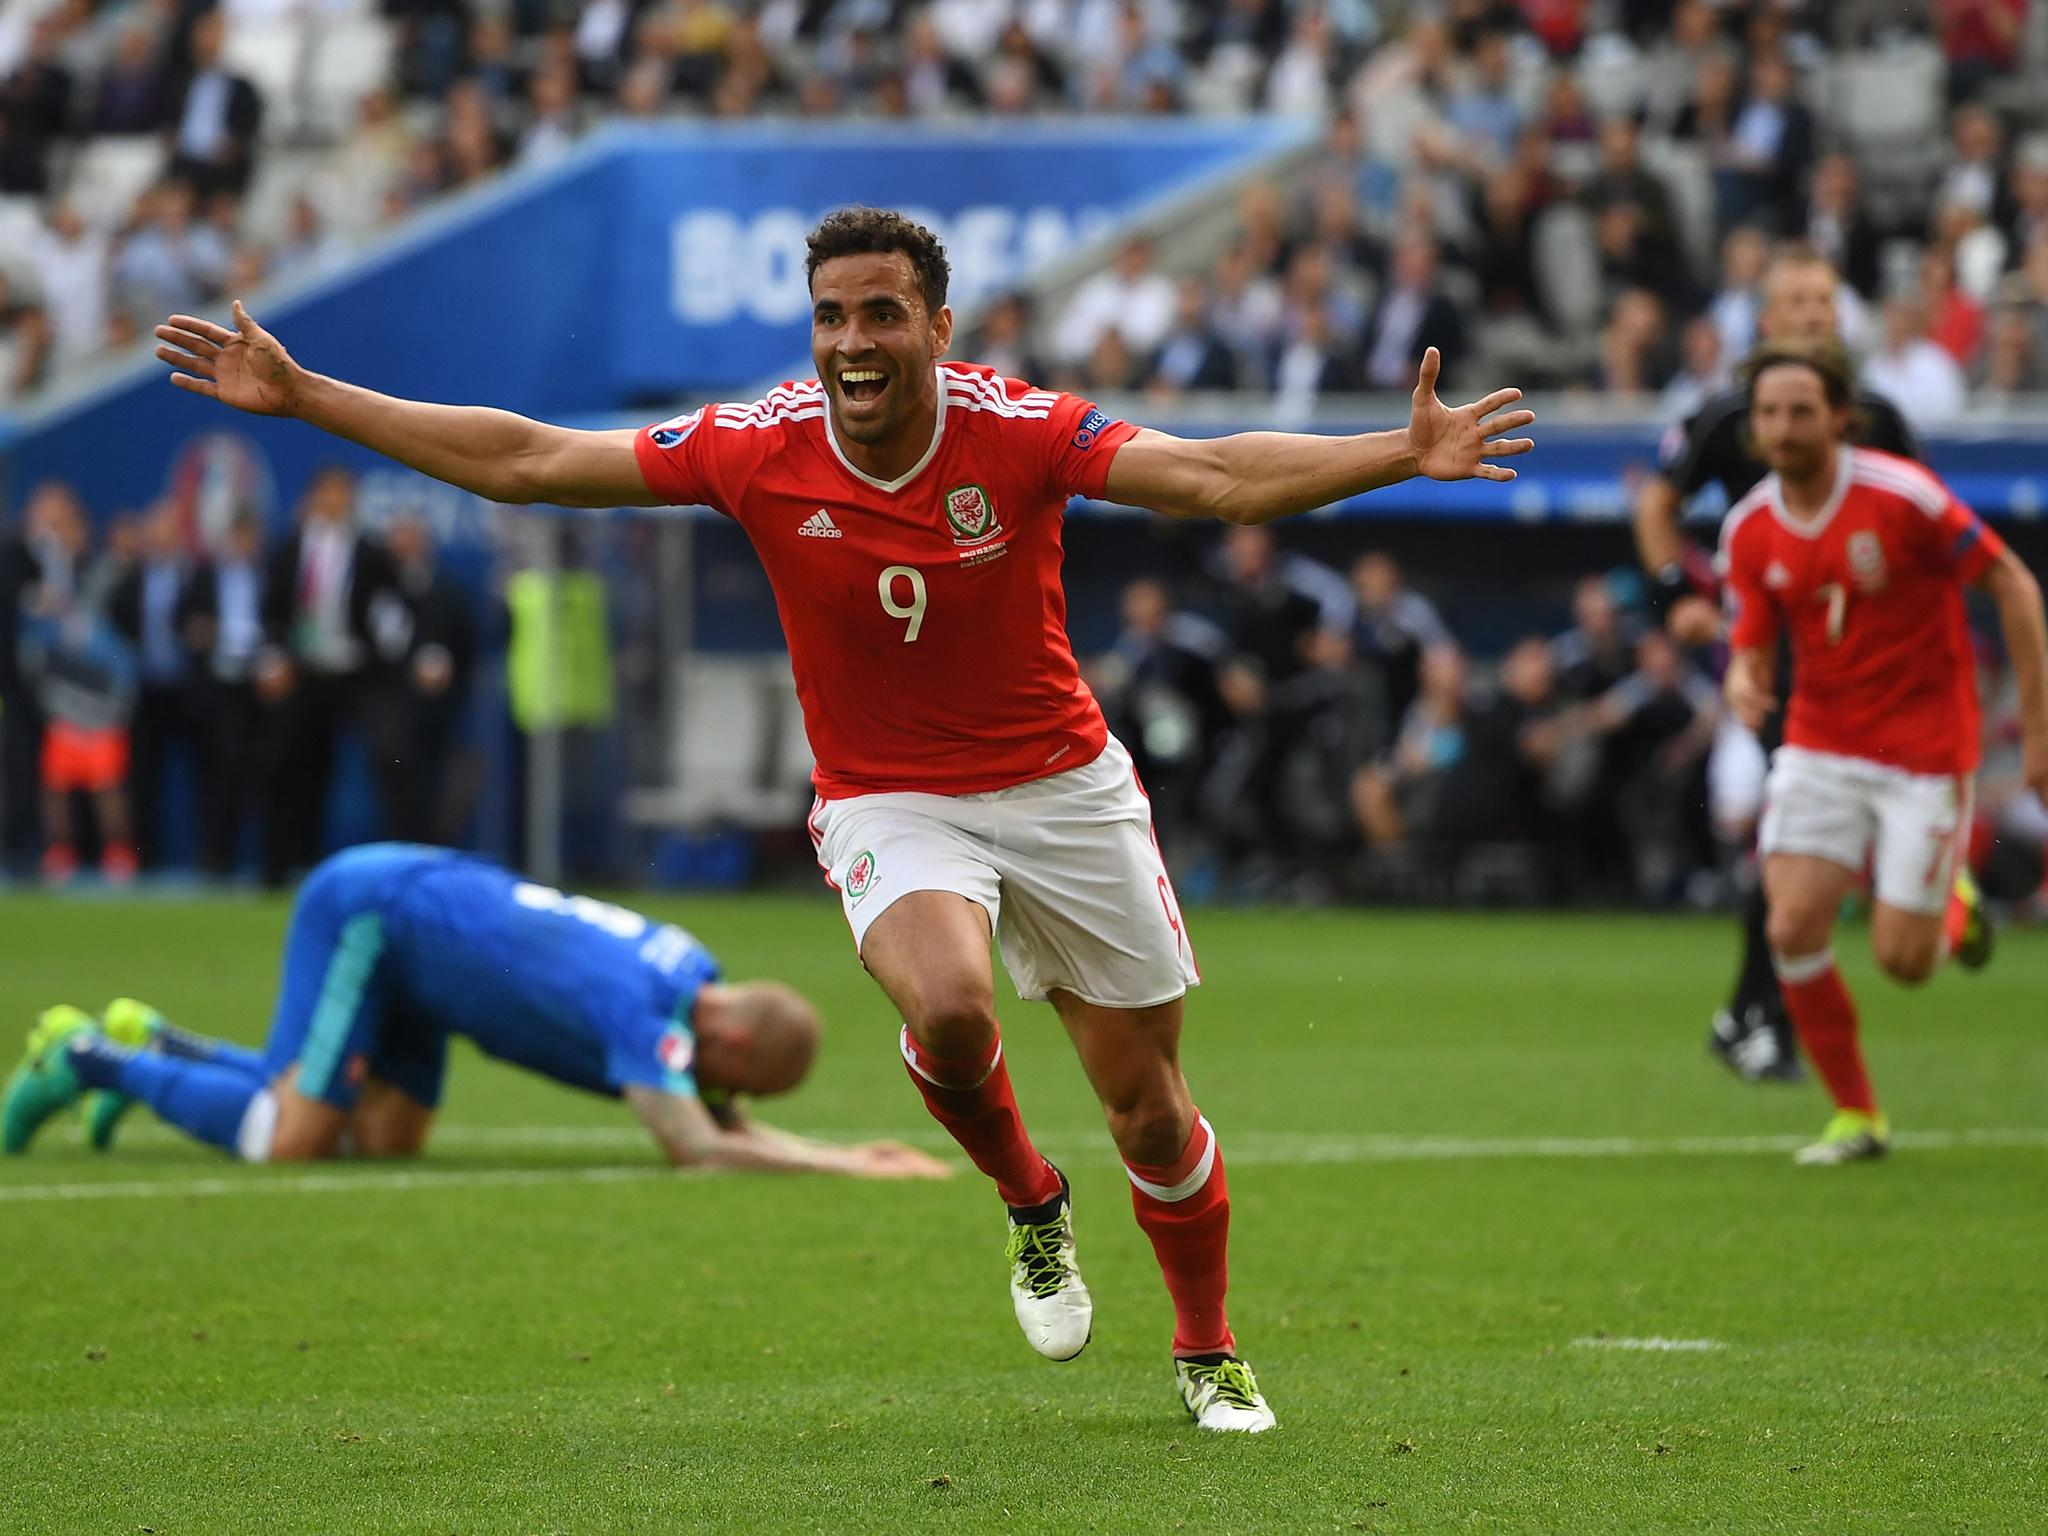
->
[1,119,1311,528]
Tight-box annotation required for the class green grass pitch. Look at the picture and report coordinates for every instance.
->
[1,893,2043,1534]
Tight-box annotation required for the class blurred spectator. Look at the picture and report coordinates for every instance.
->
[1589,113,1680,257]
[91,22,171,135]
[0,272,53,405]
[1271,301,1358,421]
[2005,139,2048,269]
[1442,28,1522,167]
[1349,551,1450,747]
[167,9,261,197]
[181,512,267,878]
[1092,576,1230,847]
[30,203,110,373]
[1661,313,1731,420]
[1597,288,1671,394]
[1360,236,1465,389]
[1054,236,1176,370]
[1976,302,2048,396]
[1,492,50,874]
[516,61,583,167]
[1210,240,1286,373]
[1936,103,2007,221]
[1864,293,1969,428]
[1580,629,1719,897]
[257,467,401,886]
[106,503,194,870]
[970,292,1048,385]
[1940,0,2028,103]
[1148,276,1240,396]
[16,486,139,884]
[1707,225,1770,363]
[112,180,233,329]
[1552,575,1639,702]
[361,513,477,845]
[1920,247,1986,365]
[1803,153,1885,300]
[0,13,73,197]
[1716,52,1813,234]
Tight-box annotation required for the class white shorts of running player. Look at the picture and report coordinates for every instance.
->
[1759,745,1974,916]
[809,734,1200,1009]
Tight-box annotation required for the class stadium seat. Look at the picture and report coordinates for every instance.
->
[223,19,311,141]
[306,16,395,142]
[1531,202,1601,336]
[64,137,167,230]
[1638,138,1714,278]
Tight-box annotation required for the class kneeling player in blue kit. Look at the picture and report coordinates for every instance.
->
[4,843,947,1179]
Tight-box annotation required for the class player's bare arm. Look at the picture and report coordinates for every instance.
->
[1724,647,1776,733]
[154,302,656,508]
[1978,548,2048,797]
[1102,346,1533,524]
[622,1085,948,1178]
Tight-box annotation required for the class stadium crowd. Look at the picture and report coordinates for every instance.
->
[0,1,2045,411]
[0,469,480,884]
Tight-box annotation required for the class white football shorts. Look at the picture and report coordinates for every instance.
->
[1707,716,1769,837]
[807,734,1201,1008]
[1759,745,1974,916]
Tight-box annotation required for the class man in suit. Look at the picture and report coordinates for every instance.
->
[257,466,399,885]
[1361,236,1467,390]
[107,504,195,869]
[166,8,262,198]
[180,511,267,877]
[358,513,478,845]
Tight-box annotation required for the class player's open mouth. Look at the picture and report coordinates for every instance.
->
[838,368,888,406]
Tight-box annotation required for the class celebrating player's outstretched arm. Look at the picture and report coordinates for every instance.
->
[155,302,659,508]
[1102,346,1535,524]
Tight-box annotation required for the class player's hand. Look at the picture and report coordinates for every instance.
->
[1408,348,1536,483]
[155,300,302,417]
[1724,655,1776,732]
[851,1141,952,1179]
[1667,594,1724,646]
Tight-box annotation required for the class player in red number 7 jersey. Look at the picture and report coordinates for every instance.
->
[150,206,1538,1432]
[1719,341,2048,1166]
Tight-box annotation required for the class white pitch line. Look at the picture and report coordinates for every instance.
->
[2,1126,2043,1205]
[1571,1337,1725,1353]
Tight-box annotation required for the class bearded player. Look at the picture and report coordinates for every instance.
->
[4,842,946,1180]
[1634,246,1923,1083]
[1719,343,2048,1165]
[150,207,1537,1432]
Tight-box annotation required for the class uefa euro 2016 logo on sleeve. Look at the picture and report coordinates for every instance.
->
[657,1024,695,1088]
[649,409,704,448]
[845,849,878,902]
[1072,408,1111,450]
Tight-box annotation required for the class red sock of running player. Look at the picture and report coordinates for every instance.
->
[1126,1112,1236,1358]
[1774,950,1878,1114]
[898,1026,1061,1208]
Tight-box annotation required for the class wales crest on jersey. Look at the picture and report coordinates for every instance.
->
[944,484,1001,547]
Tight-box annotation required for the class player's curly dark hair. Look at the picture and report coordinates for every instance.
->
[1740,336,1856,411]
[805,206,950,317]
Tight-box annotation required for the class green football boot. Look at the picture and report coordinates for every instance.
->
[1793,1109,1891,1167]
[1950,868,1995,972]
[3,1006,95,1154]
[81,998,166,1150]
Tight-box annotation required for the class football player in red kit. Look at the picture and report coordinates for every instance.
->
[151,206,1538,1431]
[1719,341,2048,1165]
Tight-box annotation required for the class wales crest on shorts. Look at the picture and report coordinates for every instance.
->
[944,484,1001,547]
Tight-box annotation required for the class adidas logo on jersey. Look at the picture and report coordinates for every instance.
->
[798,509,843,539]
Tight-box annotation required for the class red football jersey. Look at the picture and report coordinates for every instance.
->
[634,363,1139,797]
[1718,447,2006,774]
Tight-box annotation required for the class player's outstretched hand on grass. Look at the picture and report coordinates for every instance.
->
[1407,347,1536,483]
[155,300,301,417]
[853,1140,953,1179]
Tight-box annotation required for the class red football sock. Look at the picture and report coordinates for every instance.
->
[1774,950,1878,1115]
[898,1027,1059,1209]
[1126,1113,1235,1358]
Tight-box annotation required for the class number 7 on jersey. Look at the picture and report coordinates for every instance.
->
[879,565,926,642]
